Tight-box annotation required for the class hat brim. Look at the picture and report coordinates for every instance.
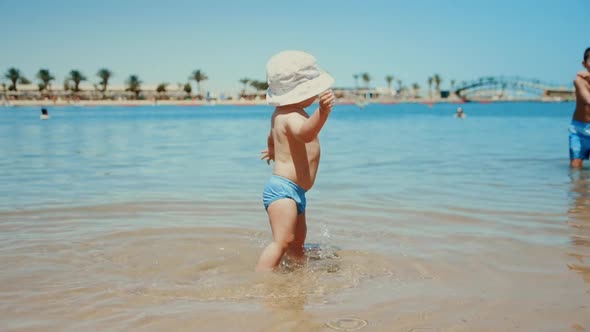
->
[266,72,334,106]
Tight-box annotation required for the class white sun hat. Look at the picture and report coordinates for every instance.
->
[266,50,334,106]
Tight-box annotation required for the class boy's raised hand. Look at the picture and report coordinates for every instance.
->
[319,89,335,112]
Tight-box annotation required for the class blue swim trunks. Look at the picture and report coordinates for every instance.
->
[262,175,307,215]
[569,120,590,160]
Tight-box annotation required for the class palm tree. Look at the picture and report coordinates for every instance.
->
[126,75,142,99]
[360,73,371,99]
[183,83,192,98]
[68,70,87,92]
[396,79,403,93]
[412,83,420,98]
[97,68,112,93]
[239,78,250,96]
[385,75,394,95]
[361,73,371,88]
[191,69,208,99]
[433,74,442,98]
[250,80,269,97]
[427,76,433,99]
[156,83,167,93]
[4,68,28,91]
[353,74,359,90]
[156,83,168,99]
[36,69,55,92]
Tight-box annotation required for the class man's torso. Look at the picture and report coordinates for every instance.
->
[574,78,590,122]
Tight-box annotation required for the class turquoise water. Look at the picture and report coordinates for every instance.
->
[0,102,585,250]
[1,102,590,331]
[0,102,575,214]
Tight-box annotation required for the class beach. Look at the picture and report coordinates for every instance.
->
[0,92,571,108]
[1,103,589,331]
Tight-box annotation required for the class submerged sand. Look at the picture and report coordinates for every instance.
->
[0,200,588,332]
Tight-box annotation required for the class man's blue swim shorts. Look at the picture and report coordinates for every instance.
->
[262,175,307,215]
[569,120,590,160]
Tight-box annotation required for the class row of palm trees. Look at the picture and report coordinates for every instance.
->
[353,72,457,98]
[4,67,112,92]
[2,68,211,99]
[239,78,268,97]
[3,66,458,100]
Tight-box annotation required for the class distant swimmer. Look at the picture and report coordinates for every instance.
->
[569,47,590,168]
[40,108,49,120]
[356,98,367,110]
[455,107,466,118]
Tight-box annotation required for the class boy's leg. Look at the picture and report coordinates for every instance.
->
[571,159,583,168]
[287,212,307,263]
[256,198,298,271]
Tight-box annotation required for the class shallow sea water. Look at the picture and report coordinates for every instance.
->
[0,102,589,331]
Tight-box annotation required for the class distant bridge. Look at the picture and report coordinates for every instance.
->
[454,76,574,101]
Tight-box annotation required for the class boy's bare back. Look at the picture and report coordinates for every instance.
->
[269,96,331,191]
[261,89,334,190]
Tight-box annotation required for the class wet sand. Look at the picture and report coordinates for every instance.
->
[0,199,589,332]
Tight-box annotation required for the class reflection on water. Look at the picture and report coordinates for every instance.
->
[567,169,590,283]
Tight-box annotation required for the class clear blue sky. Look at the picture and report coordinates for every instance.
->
[1,0,588,94]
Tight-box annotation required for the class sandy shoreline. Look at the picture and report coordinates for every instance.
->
[0,97,570,107]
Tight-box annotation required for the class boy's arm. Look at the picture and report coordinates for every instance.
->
[574,76,590,105]
[260,131,274,165]
[287,90,335,143]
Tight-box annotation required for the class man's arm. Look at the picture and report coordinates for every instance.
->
[574,76,590,105]
[287,90,335,143]
[578,71,590,83]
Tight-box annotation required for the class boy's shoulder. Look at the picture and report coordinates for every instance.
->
[273,109,307,122]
